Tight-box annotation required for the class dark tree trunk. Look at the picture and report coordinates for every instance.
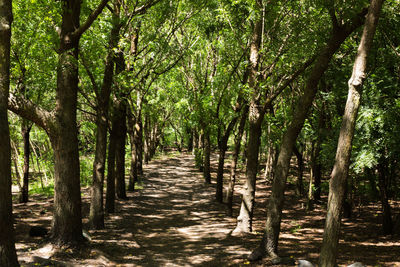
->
[51,0,84,245]
[127,113,138,192]
[187,127,193,152]
[89,1,121,229]
[216,146,227,202]
[226,105,248,216]
[193,129,199,152]
[320,2,383,266]
[137,109,143,175]
[216,113,241,203]
[0,0,19,264]
[143,112,150,164]
[293,145,304,196]
[19,122,31,203]
[312,140,322,201]
[115,100,127,200]
[105,113,118,213]
[377,158,393,235]
[250,9,368,261]
[203,129,211,184]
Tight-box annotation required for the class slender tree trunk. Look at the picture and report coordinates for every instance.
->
[203,128,211,184]
[377,157,393,235]
[233,7,263,234]
[263,123,276,183]
[216,114,241,203]
[19,122,31,203]
[105,113,118,213]
[320,1,383,265]
[187,127,193,152]
[115,100,127,200]
[136,95,143,175]
[193,129,199,152]
[89,1,121,229]
[143,113,150,164]
[127,114,138,192]
[227,105,248,216]
[233,100,265,233]
[250,9,368,261]
[0,0,19,264]
[216,144,227,202]
[312,139,322,202]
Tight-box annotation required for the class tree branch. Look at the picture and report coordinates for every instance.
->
[8,93,55,135]
[71,0,110,39]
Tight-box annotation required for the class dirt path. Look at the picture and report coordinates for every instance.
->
[106,153,255,266]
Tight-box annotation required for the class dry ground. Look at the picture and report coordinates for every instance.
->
[12,152,400,266]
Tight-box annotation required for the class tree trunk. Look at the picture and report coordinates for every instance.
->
[311,139,322,202]
[136,95,143,175]
[319,1,383,266]
[187,127,193,152]
[226,105,248,216]
[216,113,241,203]
[19,122,31,203]
[115,100,127,200]
[293,145,304,196]
[51,0,84,245]
[127,114,138,192]
[377,157,393,235]
[203,129,211,184]
[143,112,150,164]
[233,100,264,233]
[105,113,118,213]
[0,0,19,264]
[89,1,121,229]
[193,128,199,152]
[250,9,368,261]
[231,3,263,233]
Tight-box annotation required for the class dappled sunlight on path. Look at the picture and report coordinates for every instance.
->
[89,153,258,266]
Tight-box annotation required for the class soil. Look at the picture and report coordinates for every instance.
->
[12,152,400,266]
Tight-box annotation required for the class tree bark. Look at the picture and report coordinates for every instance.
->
[319,1,383,265]
[293,145,304,196]
[203,128,211,184]
[127,112,138,192]
[89,0,121,229]
[216,111,241,203]
[226,105,249,216]
[51,0,84,245]
[250,8,369,261]
[0,0,19,264]
[233,7,263,234]
[19,121,31,203]
[105,111,118,213]
[115,100,127,200]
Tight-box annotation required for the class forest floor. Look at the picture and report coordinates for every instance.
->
[12,152,400,266]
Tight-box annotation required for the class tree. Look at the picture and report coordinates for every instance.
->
[8,0,109,245]
[319,0,384,265]
[0,0,19,265]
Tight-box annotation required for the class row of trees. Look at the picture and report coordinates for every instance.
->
[1,0,399,266]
